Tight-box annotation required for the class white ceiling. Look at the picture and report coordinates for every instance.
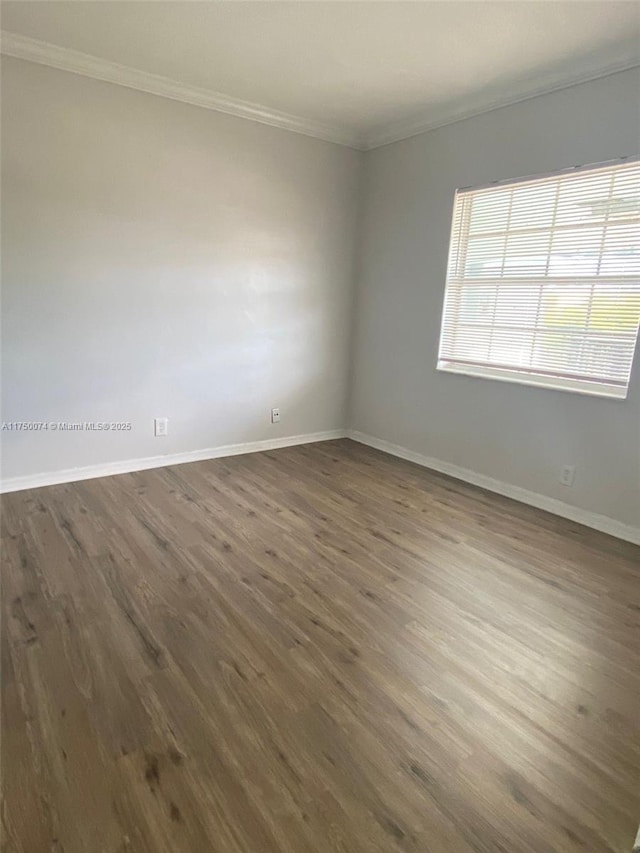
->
[2,1,639,149]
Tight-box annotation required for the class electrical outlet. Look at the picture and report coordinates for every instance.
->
[154,417,168,437]
[271,408,281,424]
[559,464,575,487]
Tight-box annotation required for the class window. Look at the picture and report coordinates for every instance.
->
[437,159,640,399]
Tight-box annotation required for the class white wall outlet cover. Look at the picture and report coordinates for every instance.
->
[154,417,168,436]
[560,464,575,486]
[271,408,281,423]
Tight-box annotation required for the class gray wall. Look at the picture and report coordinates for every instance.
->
[350,68,640,528]
[3,57,639,530]
[1,57,361,480]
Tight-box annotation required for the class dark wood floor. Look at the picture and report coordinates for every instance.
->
[2,439,639,853]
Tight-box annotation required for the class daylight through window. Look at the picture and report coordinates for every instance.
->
[437,159,640,398]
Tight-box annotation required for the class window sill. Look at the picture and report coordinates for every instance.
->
[436,361,628,399]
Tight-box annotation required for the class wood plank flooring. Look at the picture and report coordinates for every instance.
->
[1,438,639,853]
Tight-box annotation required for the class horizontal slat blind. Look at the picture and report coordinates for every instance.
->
[437,159,640,398]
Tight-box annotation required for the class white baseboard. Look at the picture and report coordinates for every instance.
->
[4,426,638,546]
[348,429,640,546]
[0,429,346,494]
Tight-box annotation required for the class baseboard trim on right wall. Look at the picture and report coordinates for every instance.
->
[347,429,640,546]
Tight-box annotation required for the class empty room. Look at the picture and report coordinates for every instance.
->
[1,2,639,851]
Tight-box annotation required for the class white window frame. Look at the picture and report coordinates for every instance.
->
[436,158,640,400]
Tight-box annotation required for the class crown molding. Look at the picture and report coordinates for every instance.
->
[3,30,638,154]
[0,31,363,150]
[363,58,640,150]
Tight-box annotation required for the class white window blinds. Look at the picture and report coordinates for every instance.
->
[437,159,640,398]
